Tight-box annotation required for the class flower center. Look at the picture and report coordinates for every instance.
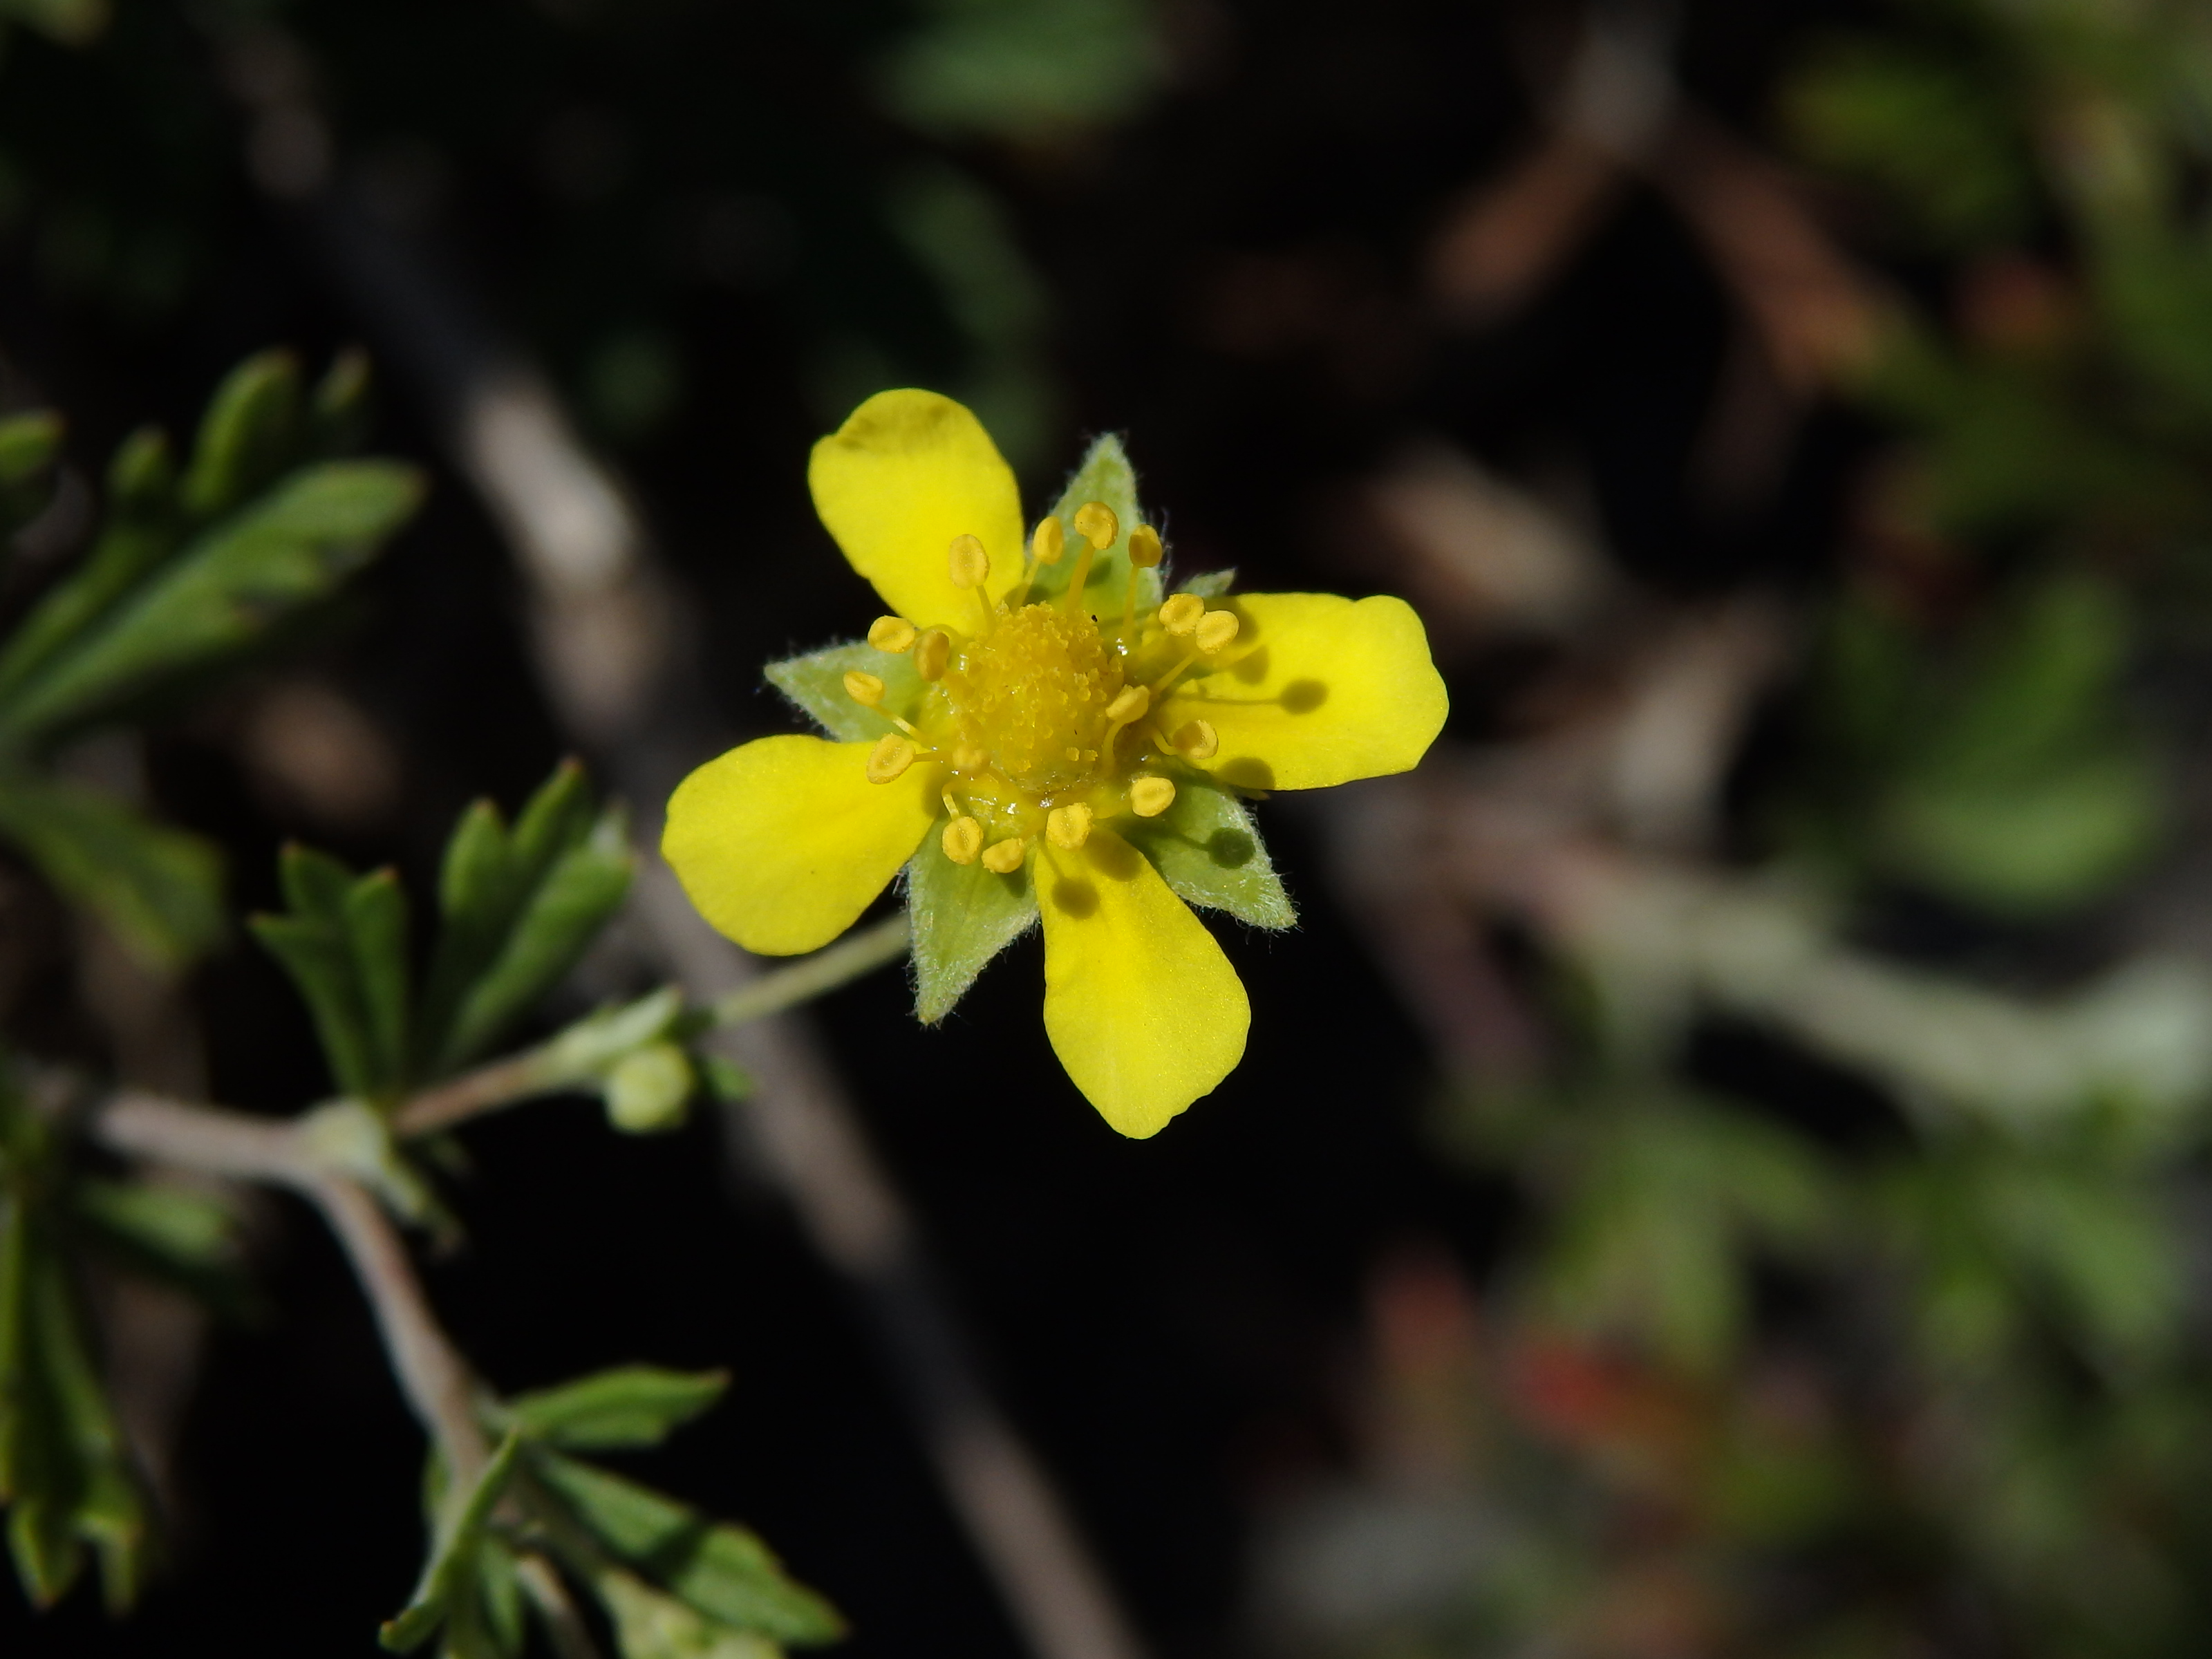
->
[944,603,1123,793]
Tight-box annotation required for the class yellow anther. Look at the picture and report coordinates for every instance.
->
[1159,593,1204,637]
[1194,610,1240,653]
[914,629,951,681]
[952,743,989,773]
[948,533,991,589]
[1032,516,1066,565]
[1073,501,1119,550]
[942,816,984,865]
[843,670,885,706]
[868,616,918,653]
[1105,684,1150,724]
[1130,775,1177,818]
[1171,718,1219,760]
[1047,803,1094,850]
[1128,524,1163,569]
[865,733,917,783]
[981,836,1027,874]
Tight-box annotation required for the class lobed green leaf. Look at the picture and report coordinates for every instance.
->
[0,776,223,971]
[179,349,303,524]
[379,1433,524,1653]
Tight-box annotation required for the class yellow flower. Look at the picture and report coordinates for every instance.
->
[663,390,1447,1137]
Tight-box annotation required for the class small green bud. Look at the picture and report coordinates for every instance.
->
[604,1042,694,1134]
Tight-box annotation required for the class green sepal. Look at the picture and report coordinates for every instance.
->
[904,830,1035,1024]
[420,762,636,1077]
[503,1365,731,1451]
[1027,433,1162,617]
[179,348,303,524]
[1121,774,1294,929]
[1179,568,1235,599]
[379,1432,524,1653]
[765,639,927,739]
[0,776,223,971]
[0,460,425,744]
[530,1449,844,1647]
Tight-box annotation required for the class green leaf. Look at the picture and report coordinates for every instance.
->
[1029,433,1163,619]
[765,639,928,740]
[505,1366,730,1450]
[0,411,63,539]
[1120,774,1293,929]
[0,428,181,708]
[306,347,375,458]
[379,1434,524,1653]
[73,1177,253,1319]
[421,764,636,1076]
[0,460,424,743]
[532,1450,844,1647]
[435,809,632,1073]
[179,349,303,523]
[0,776,223,970]
[905,829,1036,1024]
[596,1567,782,1659]
[346,870,412,1096]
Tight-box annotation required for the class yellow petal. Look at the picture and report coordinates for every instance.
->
[1035,830,1248,1137]
[1161,592,1447,791]
[663,735,939,955]
[808,390,1026,628]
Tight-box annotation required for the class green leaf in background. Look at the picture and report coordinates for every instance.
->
[379,1433,523,1653]
[178,348,303,525]
[905,830,1035,1024]
[1785,41,2035,249]
[420,762,635,1076]
[505,1365,730,1451]
[0,0,109,47]
[0,459,425,744]
[306,347,375,460]
[1120,774,1294,929]
[0,776,223,971]
[0,1088,145,1613]
[73,1177,252,1318]
[1538,1093,1837,1376]
[878,0,1161,142]
[1028,432,1162,619]
[250,846,413,1102]
[765,639,928,740]
[0,411,62,541]
[531,1450,844,1647]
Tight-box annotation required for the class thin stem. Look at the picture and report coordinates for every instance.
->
[308,1173,491,1481]
[707,909,911,1029]
[389,1052,545,1140]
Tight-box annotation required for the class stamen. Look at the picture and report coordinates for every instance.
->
[914,629,951,682]
[866,734,917,783]
[1123,523,1162,631]
[981,836,1027,874]
[1159,593,1203,637]
[1194,610,1240,654]
[942,816,984,865]
[1095,683,1151,774]
[1130,776,1176,818]
[1073,501,1119,550]
[843,670,886,706]
[1033,516,1065,564]
[1170,718,1219,760]
[948,533,995,633]
[868,616,917,653]
[1047,803,1094,850]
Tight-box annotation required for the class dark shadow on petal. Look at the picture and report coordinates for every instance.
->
[1216,757,1275,790]
[1051,877,1100,919]
[1280,678,1327,713]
